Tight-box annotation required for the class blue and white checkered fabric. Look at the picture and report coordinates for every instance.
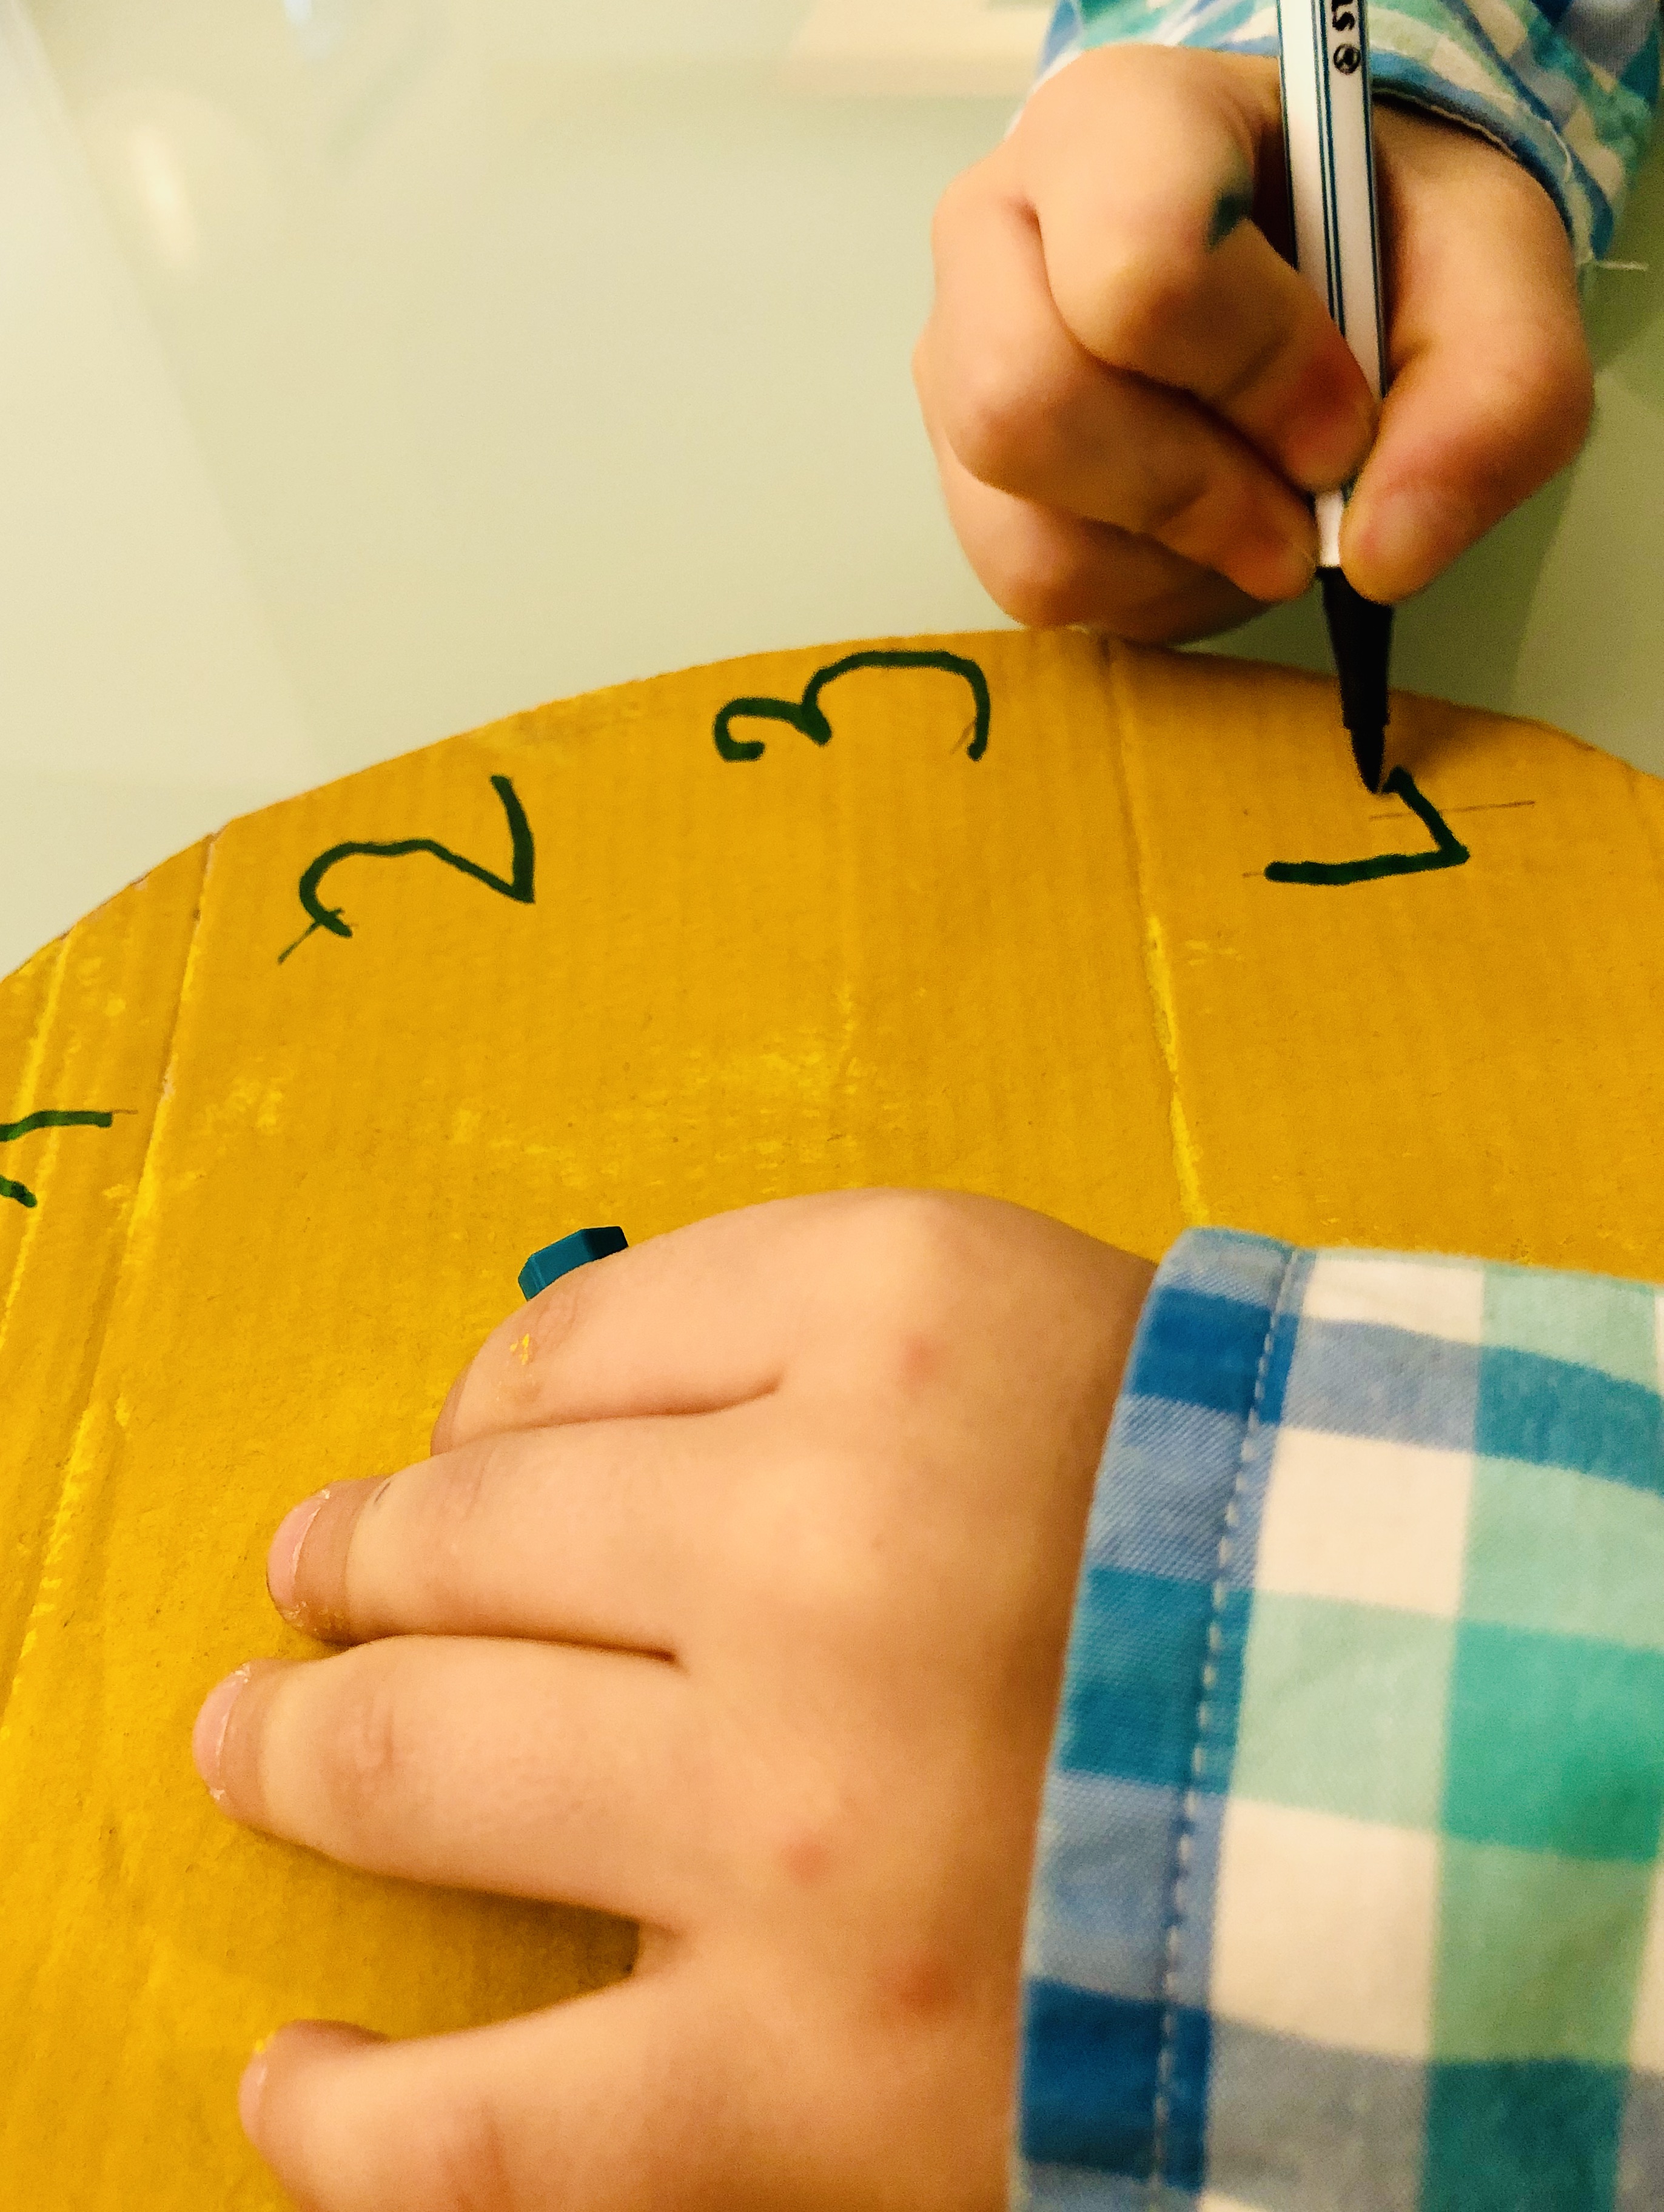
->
[1016,1228,1664,2210]
[1037,0,1659,261]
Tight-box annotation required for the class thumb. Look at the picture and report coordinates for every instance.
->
[237,1977,725,2212]
[1341,107,1592,600]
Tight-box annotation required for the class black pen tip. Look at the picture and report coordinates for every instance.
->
[1320,570,1394,796]
[1350,722,1386,796]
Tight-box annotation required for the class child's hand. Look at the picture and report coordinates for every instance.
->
[914,45,1592,642]
[193,1191,1153,2211]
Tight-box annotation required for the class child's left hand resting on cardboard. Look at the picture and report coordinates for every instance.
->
[193,1191,1155,2212]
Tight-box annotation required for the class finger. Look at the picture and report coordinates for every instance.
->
[442,1192,1133,1459]
[195,1639,716,1926]
[435,1191,916,1454]
[242,1971,743,2212]
[1015,48,1377,488]
[919,400,1260,642]
[434,1203,796,1453]
[926,149,1320,601]
[266,1408,760,1653]
[1341,107,1592,600]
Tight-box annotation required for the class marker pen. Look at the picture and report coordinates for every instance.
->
[1277,0,1393,792]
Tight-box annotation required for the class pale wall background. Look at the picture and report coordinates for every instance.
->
[3,0,1660,973]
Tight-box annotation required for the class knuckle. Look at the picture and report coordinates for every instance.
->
[442,1263,605,1447]
[417,1443,497,1583]
[839,1189,984,1322]
[744,1448,893,1638]
[978,530,1104,628]
[867,1943,975,2031]
[768,1801,858,1895]
[523,1267,590,1370]
[1536,337,1595,467]
[1471,326,1594,490]
[429,1367,468,1455]
[1084,246,1203,374]
[428,2094,523,2212]
[482,1269,595,1427]
[320,1476,398,1639]
[928,163,988,263]
[1133,460,1218,546]
[941,348,1070,494]
[1207,319,1297,414]
[1108,573,1252,644]
[910,331,932,409]
[743,1752,871,1897]
[311,1652,419,1834]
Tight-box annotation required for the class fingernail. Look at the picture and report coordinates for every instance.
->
[1251,529,1318,602]
[238,2043,270,2140]
[267,1490,329,1619]
[1352,483,1476,596]
[1289,399,1377,495]
[193,1664,253,1806]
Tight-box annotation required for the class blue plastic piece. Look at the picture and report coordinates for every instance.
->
[518,1225,628,1301]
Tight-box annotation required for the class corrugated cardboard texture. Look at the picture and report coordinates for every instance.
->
[1,628,1660,2204]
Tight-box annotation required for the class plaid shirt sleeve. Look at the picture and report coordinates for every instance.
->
[1034,0,1659,262]
[1017,1228,1664,2210]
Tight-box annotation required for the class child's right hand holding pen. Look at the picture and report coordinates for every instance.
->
[914,45,1595,644]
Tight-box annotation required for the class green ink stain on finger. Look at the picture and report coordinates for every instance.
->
[281,773,535,962]
[714,649,991,764]
[1266,767,1471,886]
[0,1109,116,1209]
[1209,184,1256,249]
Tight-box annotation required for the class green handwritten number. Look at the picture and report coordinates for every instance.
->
[0,1109,116,1209]
[1266,767,1471,886]
[281,774,535,963]
[714,650,991,764]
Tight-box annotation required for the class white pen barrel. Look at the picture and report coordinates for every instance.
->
[1278,0,1385,562]
[1312,486,1345,567]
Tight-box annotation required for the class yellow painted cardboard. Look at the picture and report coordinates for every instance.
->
[0,628,1659,2204]
[1107,645,1664,1270]
[0,844,207,1709]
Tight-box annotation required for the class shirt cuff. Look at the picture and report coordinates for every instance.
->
[1035,0,1659,260]
[1015,1226,1664,2208]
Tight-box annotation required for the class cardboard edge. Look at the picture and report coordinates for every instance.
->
[0,835,212,1746]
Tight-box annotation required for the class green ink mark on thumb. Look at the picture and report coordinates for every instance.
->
[1209,184,1256,250]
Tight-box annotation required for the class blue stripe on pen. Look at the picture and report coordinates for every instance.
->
[1360,2,1385,382]
[1317,0,1344,332]
[1274,14,1297,278]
